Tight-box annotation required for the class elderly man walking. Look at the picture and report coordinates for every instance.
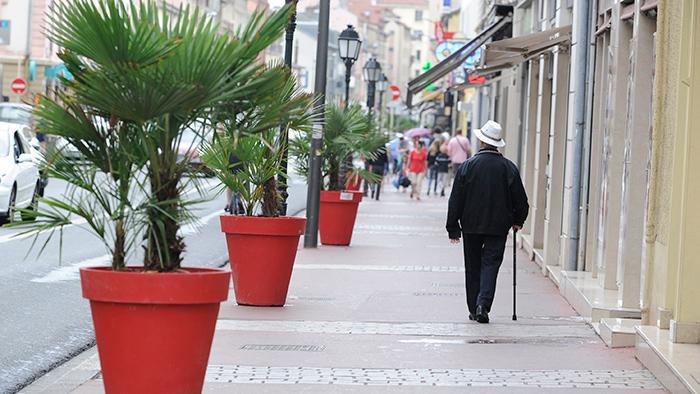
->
[446,120,529,324]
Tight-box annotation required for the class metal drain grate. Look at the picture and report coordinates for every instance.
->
[240,344,325,352]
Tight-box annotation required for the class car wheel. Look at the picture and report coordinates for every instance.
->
[0,186,16,226]
[21,183,39,222]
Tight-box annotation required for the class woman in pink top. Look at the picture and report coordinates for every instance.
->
[407,140,428,200]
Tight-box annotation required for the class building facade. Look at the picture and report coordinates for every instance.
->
[453,0,697,391]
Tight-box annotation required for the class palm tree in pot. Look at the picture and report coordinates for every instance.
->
[12,1,296,392]
[290,103,387,245]
[201,71,317,306]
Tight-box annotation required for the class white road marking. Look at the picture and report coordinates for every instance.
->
[0,179,219,244]
[30,254,110,283]
[29,207,223,283]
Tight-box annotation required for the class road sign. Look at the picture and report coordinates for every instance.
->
[10,78,27,94]
[389,85,400,101]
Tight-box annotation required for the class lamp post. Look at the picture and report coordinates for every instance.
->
[277,0,298,216]
[362,58,382,118]
[376,73,388,134]
[338,25,362,108]
[303,0,331,248]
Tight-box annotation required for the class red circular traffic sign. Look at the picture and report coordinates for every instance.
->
[389,85,400,101]
[11,78,27,94]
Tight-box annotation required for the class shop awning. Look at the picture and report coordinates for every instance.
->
[473,25,572,75]
[406,14,512,108]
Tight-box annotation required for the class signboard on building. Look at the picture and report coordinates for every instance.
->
[10,78,27,94]
[0,20,10,45]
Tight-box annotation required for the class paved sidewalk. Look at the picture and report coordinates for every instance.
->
[22,187,665,393]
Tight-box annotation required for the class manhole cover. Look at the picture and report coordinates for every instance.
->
[240,344,325,352]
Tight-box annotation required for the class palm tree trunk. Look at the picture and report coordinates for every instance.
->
[112,219,126,270]
[144,170,184,271]
[262,177,279,217]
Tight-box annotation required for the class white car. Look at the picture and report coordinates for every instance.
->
[0,122,41,225]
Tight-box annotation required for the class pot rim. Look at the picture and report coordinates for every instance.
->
[220,215,306,236]
[80,266,230,305]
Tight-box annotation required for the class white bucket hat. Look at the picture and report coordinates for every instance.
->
[474,120,505,148]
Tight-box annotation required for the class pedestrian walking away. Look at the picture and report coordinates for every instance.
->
[368,146,388,200]
[447,128,471,176]
[435,149,450,197]
[446,120,529,324]
[426,138,441,196]
[407,140,428,200]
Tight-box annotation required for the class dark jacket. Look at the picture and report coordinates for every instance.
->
[446,146,529,238]
[435,153,450,172]
[369,149,388,173]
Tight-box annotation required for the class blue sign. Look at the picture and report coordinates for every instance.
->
[434,41,483,70]
[0,20,9,28]
[45,64,74,80]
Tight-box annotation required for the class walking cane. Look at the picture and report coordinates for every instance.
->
[512,229,518,321]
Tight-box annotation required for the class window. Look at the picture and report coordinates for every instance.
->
[416,50,421,60]
[415,10,423,21]
[13,132,24,160]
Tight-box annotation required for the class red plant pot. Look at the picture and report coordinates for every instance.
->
[220,215,305,307]
[319,190,363,246]
[345,175,362,191]
[80,266,230,394]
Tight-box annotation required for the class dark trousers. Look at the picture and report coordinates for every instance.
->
[462,233,507,315]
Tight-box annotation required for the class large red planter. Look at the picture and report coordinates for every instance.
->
[220,215,305,306]
[80,266,230,394]
[345,175,362,191]
[319,190,363,246]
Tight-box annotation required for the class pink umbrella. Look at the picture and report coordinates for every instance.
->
[403,127,432,138]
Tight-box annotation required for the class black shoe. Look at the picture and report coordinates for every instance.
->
[440,189,445,197]
[468,313,476,321]
[475,305,489,324]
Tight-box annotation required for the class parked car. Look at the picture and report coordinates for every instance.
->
[0,122,41,225]
[0,103,49,194]
[0,103,32,125]
[54,136,83,160]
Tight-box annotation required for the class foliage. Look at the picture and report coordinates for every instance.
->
[11,0,294,271]
[201,67,317,217]
[290,104,388,191]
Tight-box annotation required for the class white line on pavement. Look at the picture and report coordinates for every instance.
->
[294,264,464,272]
[29,207,223,283]
[0,179,220,245]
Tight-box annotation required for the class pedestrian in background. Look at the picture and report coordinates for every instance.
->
[369,147,388,200]
[447,129,471,174]
[407,140,427,200]
[446,120,529,324]
[435,148,451,197]
[426,138,441,196]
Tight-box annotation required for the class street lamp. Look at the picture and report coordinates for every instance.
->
[338,25,362,108]
[376,73,388,134]
[363,57,382,117]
